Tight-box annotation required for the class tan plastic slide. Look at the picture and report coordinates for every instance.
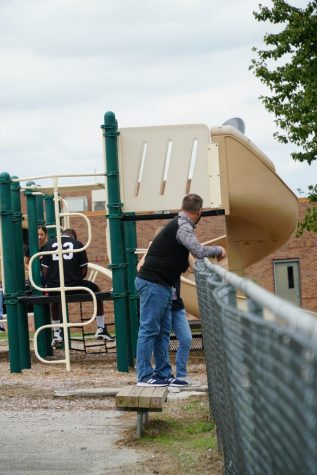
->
[181,126,298,317]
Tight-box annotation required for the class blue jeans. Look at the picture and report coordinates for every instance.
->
[172,308,192,377]
[135,277,172,382]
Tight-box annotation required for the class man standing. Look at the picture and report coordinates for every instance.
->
[135,194,226,387]
[41,229,115,348]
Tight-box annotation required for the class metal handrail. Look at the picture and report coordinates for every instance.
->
[87,262,112,281]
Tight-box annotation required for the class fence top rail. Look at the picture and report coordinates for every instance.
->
[201,258,317,340]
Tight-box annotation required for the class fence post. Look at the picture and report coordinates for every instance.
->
[0,172,21,372]
[11,177,31,369]
[102,111,130,372]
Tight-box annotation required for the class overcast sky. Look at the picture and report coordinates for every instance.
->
[0,0,314,195]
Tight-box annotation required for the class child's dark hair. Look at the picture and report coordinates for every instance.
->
[38,225,47,235]
[63,228,77,239]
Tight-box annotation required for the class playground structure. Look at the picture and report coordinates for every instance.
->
[115,118,298,315]
[0,111,298,373]
[0,173,117,373]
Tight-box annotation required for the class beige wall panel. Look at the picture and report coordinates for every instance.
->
[118,124,222,213]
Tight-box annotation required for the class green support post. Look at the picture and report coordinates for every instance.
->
[36,194,45,226]
[36,193,53,356]
[44,195,56,239]
[44,194,57,353]
[0,172,21,372]
[25,182,48,358]
[102,111,130,372]
[123,214,139,359]
[11,177,31,369]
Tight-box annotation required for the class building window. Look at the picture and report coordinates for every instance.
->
[92,189,106,212]
[93,201,106,211]
[64,196,88,212]
[287,266,295,289]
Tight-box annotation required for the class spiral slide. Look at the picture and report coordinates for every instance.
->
[181,125,298,317]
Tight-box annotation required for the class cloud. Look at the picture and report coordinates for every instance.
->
[0,0,313,194]
[0,0,265,58]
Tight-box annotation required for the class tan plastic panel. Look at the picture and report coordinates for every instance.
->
[117,124,223,212]
[211,126,298,272]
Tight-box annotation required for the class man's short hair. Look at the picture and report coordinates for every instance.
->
[181,194,203,212]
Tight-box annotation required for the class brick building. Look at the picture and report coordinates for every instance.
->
[20,192,317,315]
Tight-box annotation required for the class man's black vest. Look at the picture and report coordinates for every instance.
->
[137,217,189,287]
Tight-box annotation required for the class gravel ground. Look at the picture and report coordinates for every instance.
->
[0,343,210,474]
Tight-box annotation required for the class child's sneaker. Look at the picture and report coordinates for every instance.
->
[178,376,201,387]
[137,377,169,387]
[0,323,5,332]
[51,330,63,348]
[167,376,189,387]
[95,327,115,342]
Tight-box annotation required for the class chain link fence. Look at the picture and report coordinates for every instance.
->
[195,258,317,475]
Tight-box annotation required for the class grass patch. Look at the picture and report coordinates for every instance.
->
[123,395,223,474]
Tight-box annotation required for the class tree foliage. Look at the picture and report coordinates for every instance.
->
[296,184,317,235]
[250,1,317,164]
[250,1,317,235]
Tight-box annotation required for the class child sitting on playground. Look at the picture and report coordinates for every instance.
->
[41,228,115,348]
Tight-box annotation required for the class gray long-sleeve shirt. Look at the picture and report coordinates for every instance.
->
[176,211,222,259]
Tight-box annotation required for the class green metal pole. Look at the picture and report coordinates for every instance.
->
[44,195,56,239]
[43,193,57,355]
[36,194,45,226]
[101,111,129,372]
[0,172,21,372]
[36,193,53,356]
[25,182,47,358]
[11,177,31,369]
[123,214,139,360]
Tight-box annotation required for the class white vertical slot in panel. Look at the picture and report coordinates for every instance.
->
[208,143,222,209]
[186,138,198,194]
[136,142,148,196]
[161,140,173,195]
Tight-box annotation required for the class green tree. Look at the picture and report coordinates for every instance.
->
[250,1,317,234]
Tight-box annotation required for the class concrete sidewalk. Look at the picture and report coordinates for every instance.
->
[0,410,142,474]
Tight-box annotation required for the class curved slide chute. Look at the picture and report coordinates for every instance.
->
[181,126,298,317]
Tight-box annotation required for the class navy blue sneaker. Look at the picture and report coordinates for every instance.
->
[137,377,169,387]
[168,376,189,387]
